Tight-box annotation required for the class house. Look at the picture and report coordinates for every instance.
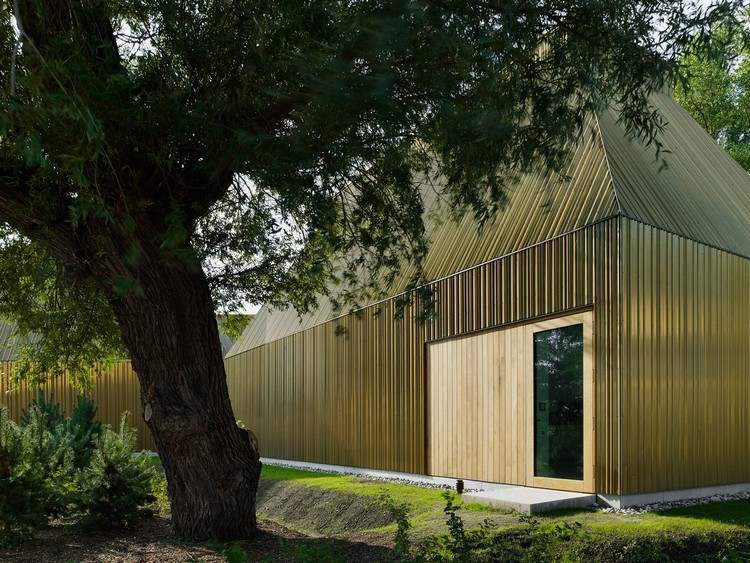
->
[224,91,750,507]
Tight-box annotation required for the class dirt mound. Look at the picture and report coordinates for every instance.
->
[257,478,395,536]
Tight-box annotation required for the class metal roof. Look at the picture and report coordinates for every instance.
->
[0,321,27,362]
[599,91,750,257]
[227,92,750,357]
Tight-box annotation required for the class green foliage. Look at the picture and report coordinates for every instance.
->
[20,391,63,427]
[206,543,249,563]
[74,416,155,529]
[0,230,126,389]
[0,409,49,547]
[0,0,743,386]
[441,492,468,559]
[22,393,102,469]
[379,493,413,559]
[64,395,103,469]
[395,495,750,562]
[9,403,77,518]
[676,16,750,171]
[150,469,170,514]
[217,314,253,342]
[0,402,156,547]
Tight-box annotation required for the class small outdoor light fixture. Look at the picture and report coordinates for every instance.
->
[456,479,464,494]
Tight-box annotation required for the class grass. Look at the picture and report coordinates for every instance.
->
[148,458,750,561]
[138,459,750,561]
[261,464,467,513]
[260,464,518,537]
[261,463,750,538]
[590,499,750,535]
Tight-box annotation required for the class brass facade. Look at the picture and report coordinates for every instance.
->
[225,219,622,492]
[0,361,154,451]
[619,219,750,494]
[224,93,750,496]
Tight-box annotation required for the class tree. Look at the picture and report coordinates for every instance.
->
[218,314,253,342]
[0,0,742,540]
[676,18,750,170]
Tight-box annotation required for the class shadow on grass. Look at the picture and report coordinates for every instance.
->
[212,528,394,563]
[653,498,750,528]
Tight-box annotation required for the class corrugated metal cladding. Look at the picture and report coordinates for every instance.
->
[0,361,154,451]
[620,219,750,495]
[226,91,750,496]
[225,218,622,493]
[229,114,618,355]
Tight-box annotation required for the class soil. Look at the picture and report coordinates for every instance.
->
[256,479,395,536]
[0,477,401,562]
[0,516,393,562]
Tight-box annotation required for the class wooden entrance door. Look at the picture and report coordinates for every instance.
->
[426,311,594,492]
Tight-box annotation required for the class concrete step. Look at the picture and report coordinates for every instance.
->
[462,486,597,514]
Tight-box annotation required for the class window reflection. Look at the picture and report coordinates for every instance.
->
[533,324,584,480]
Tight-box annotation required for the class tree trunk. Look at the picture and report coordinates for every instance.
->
[106,249,261,540]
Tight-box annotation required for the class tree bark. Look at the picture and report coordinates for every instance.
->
[106,246,261,540]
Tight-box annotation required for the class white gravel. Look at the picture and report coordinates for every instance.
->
[599,490,750,514]
[264,460,456,490]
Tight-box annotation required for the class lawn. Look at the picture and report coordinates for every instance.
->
[260,463,750,537]
[5,460,750,562]
[257,464,750,562]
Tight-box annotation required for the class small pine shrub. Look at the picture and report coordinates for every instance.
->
[0,400,156,546]
[0,410,47,547]
[13,404,77,517]
[20,392,63,428]
[63,395,102,469]
[74,414,155,529]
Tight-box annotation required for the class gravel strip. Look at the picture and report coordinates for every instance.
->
[600,491,750,514]
[265,460,455,490]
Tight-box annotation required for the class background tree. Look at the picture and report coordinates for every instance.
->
[217,314,253,342]
[676,18,750,170]
[0,0,743,540]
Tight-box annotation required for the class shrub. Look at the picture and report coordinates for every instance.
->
[22,393,102,470]
[20,391,63,428]
[61,395,102,469]
[0,410,47,547]
[11,403,77,517]
[0,400,155,546]
[74,415,156,529]
[379,493,412,560]
[150,469,170,514]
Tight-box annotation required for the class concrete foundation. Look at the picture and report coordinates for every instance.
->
[463,487,596,514]
[598,482,750,508]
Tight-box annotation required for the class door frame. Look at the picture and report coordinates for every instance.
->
[525,311,595,493]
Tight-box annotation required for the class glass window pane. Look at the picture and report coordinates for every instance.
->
[533,323,584,480]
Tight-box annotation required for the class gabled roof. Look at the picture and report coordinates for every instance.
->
[228,92,750,357]
[0,321,31,362]
[599,91,750,255]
